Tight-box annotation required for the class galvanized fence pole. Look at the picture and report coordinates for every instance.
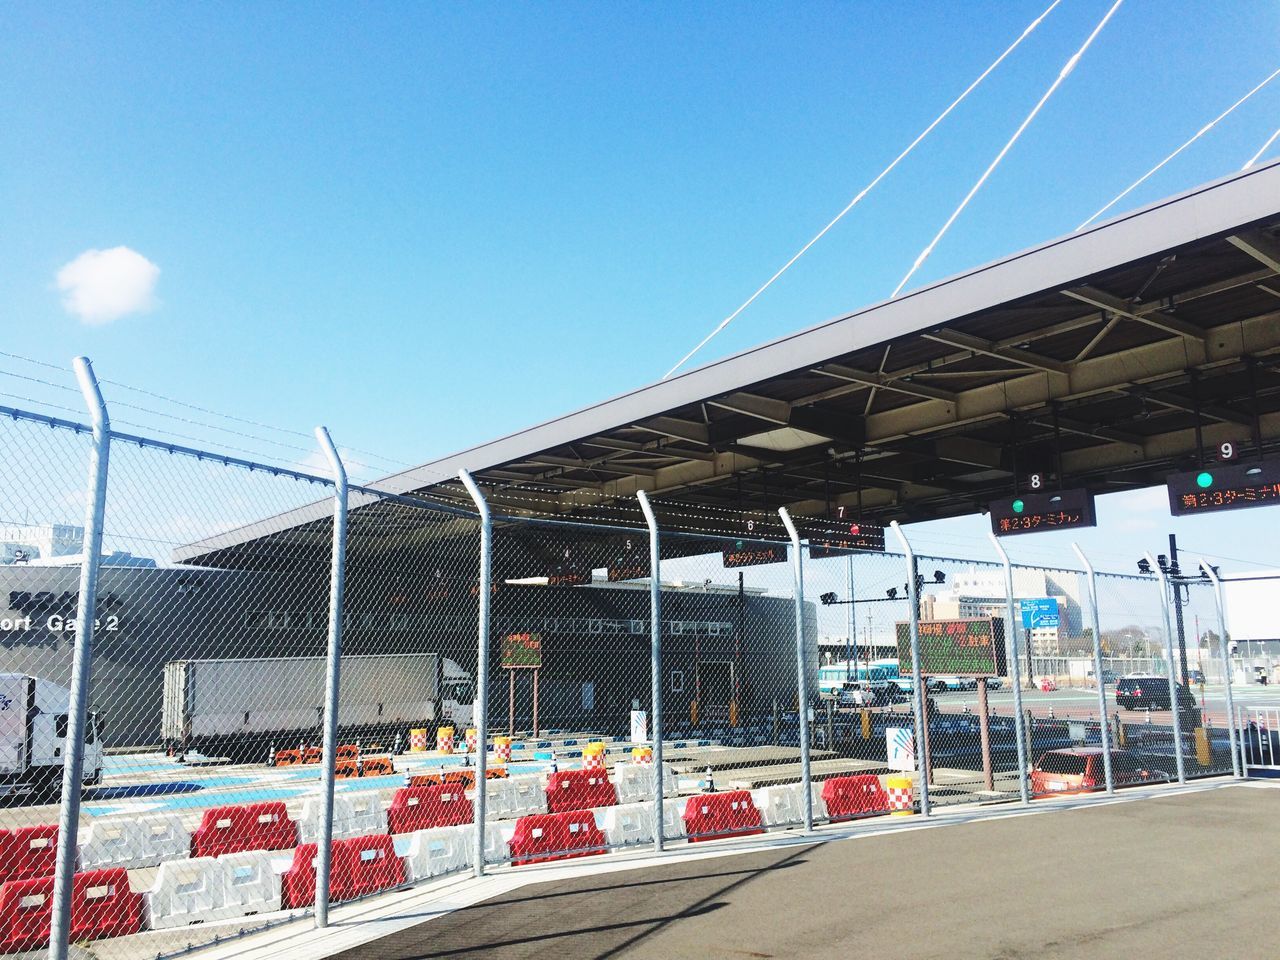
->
[778,508,814,831]
[987,532,1030,805]
[459,470,493,874]
[889,522,930,817]
[314,428,348,928]
[1072,544,1115,795]
[636,491,665,852]
[1199,558,1242,779]
[1145,552,1187,784]
[47,357,112,960]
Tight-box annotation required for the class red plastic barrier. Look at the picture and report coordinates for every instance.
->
[386,784,473,834]
[344,835,406,898]
[190,802,298,858]
[303,746,323,765]
[509,811,606,866]
[821,774,890,821]
[335,760,360,780]
[683,791,764,842]
[0,825,58,885]
[281,842,354,909]
[545,769,617,814]
[336,744,360,761]
[0,868,143,953]
[273,748,302,767]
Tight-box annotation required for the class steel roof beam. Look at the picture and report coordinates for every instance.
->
[921,329,1070,375]
[1061,285,1208,342]
[1227,231,1280,274]
[811,363,958,402]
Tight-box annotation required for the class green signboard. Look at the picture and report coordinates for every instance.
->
[894,617,1007,678]
[500,632,543,669]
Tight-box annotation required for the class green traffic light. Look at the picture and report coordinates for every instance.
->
[1196,471,1213,489]
[1012,499,1025,514]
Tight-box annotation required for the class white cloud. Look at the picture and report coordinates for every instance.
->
[56,246,160,324]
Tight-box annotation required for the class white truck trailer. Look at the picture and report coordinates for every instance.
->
[0,673,104,801]
[161,653,474,760]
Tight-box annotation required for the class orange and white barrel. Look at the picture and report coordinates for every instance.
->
[436,725,455,754]
[493,736,512,765]
[409,728,430,753]
[885,774,914,816]
[583,741,607,771]
[631,746,653,765]
[465,728,478,753]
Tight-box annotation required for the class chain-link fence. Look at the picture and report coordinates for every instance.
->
[0,368,1255,960]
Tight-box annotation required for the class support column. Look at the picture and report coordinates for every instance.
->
[459,470,493,875]
[890,522,931,817]
[636,491,665,852]
[1198,559,1242,779]
[314,427,347,928]
[1146,552,1187,784]
[778,508,815,831]
[48,357,112,960]
[1072,544,1115,795]
[987,532,1031,805]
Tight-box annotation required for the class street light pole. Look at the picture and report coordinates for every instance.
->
[1170,533,1190,685]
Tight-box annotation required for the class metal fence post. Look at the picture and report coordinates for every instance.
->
[987,532,1030,806]
[889,522,930,817]
[314,427,347,928]
[636,491,665,852]
[1145,552,1187,785]
[459,470,492,874]
[1198,558,1242,779]
[47,357,111,960]
[778,508,814,831]
[1072,544,1114,795]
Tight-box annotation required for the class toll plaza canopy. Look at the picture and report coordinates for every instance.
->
[179,160,1280,565]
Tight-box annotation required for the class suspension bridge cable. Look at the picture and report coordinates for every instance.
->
[1079,64,1280,229]
[892,0,1125,298]
[660,0,1064,380]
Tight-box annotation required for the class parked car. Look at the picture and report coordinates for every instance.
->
[1187,668,1206,685]
[1086,669,1118,687]
[1037,676,1058,692]
[984,677,1004,690]
[1115,676,1198,711]
[1030,747,1170,796]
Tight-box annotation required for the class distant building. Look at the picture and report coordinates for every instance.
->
[0,523,85,564]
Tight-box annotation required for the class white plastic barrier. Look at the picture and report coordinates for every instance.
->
[597,802,654,847]
[220,849,282,916]
[482,820,518,864]
[79,813,190,871]
[504,775,549,819]
[299,792,385,843]
[750,782,828,827]
[146,857,239,929]
[612,762,678,804]
[662,798,686,840]
[401,824,472,880]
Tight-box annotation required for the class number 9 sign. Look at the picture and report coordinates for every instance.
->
[1219,441,1237,462]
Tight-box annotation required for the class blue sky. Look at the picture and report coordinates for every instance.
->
[2,1,1279,574]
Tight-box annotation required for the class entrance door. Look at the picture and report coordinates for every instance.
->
[697,661,734,722]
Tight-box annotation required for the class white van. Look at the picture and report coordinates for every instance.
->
[0,673,104,802]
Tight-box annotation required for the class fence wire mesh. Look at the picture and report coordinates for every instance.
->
[0,396,1257,960]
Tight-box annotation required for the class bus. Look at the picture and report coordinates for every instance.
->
[817,661,891,701]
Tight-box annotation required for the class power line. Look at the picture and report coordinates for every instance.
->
[894,0,1125,297]
[1242,126,1280,170]
[661,0,1064,380]
[1079,64,1280,230]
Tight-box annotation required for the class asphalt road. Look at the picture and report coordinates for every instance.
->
[333,784,1279,960]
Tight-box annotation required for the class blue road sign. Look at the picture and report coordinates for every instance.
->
[1020,597,1059,629]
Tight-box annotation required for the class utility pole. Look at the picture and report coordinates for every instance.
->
[1170,533,1190,685]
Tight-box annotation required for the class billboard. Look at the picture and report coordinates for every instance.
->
[500,632,543,669]
[894,617,1007,677]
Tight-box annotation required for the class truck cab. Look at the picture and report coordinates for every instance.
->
[0,673,104,802]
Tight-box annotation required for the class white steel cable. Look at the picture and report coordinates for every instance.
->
[893,0,1125,298]
[660,0,1064,380]
[1080,64,1280,229]
[1243,125,1280,170]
